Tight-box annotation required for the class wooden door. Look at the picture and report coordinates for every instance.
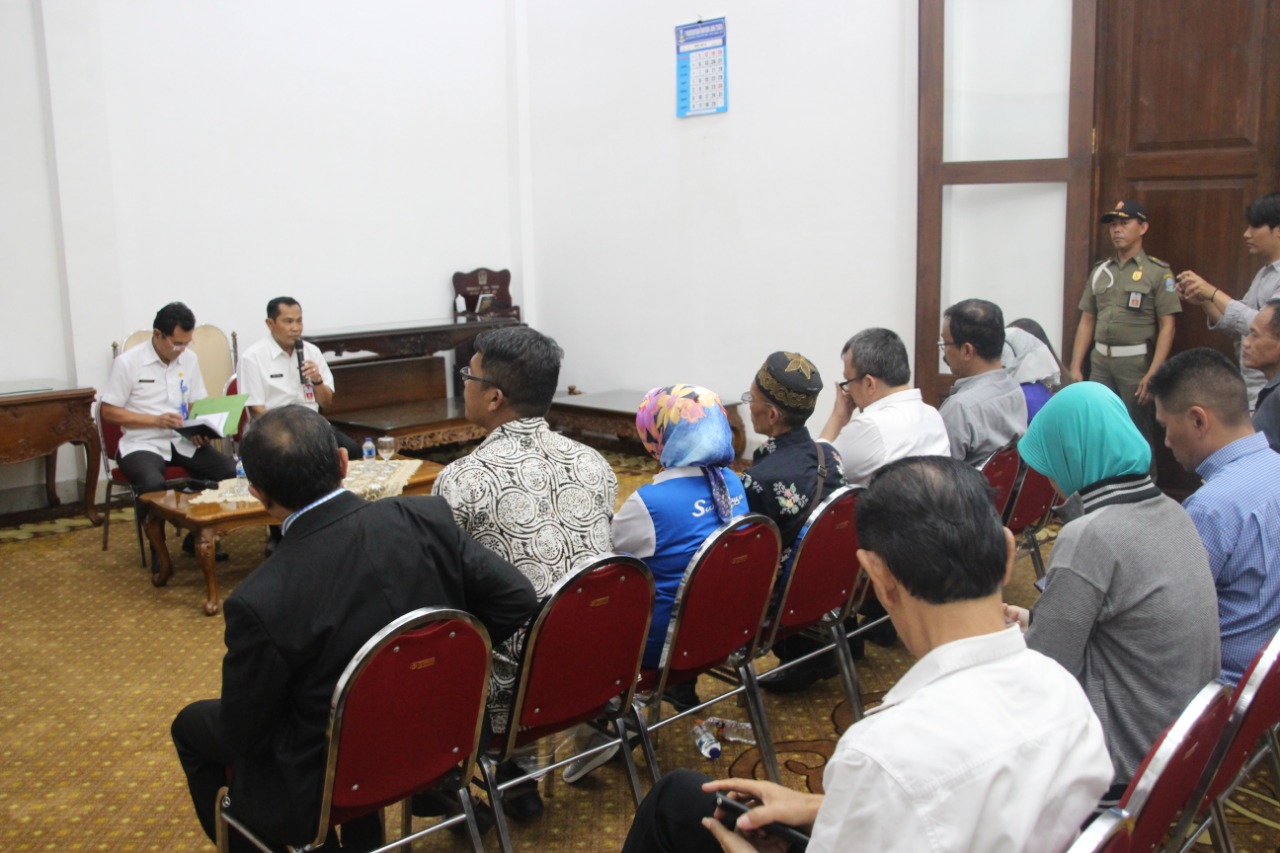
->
[1091,0,1280,493]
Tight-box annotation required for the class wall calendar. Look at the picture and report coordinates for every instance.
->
[676,18,727,118]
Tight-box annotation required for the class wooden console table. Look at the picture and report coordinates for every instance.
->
[548,389,747,459]
[141,459,443,615]
[0,380,102,524]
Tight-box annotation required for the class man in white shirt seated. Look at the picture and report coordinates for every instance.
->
[818,327,950,487]
[238,297,362,458]
[938,299,1028,465]
[620,456,1111,853]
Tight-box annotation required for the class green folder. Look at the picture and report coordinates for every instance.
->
[177,393,249,440]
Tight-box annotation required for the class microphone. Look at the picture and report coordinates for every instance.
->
[296,344,307,385]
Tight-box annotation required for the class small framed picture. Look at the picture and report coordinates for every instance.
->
[476,294,495,315]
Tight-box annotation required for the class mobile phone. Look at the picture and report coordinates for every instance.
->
[715,794,810,850]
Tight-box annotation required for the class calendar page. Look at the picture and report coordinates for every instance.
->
[676,18,728,118]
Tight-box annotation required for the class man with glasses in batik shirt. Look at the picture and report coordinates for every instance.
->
[433,326,617,821]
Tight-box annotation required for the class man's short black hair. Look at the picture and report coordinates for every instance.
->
[944,299,1006,361]
[474,327,564,418]
[266,297,300,319]
[1264,299,1280,340]
[857,456,1006,605]
[1149,348,1250,428]
[240,406,343,511]
[843,328,911,386]
[1245,193,1280,229]
[153,302,196,335]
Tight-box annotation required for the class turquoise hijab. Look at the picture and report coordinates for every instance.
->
[1018,381,1150,497]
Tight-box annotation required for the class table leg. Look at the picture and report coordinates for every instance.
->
[146,515,174,587]
[80,438,103,526]
[195,529,221,616]
[43,453,61,508]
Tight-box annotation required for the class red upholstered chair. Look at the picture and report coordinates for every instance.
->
[1003,459,1059,579]
[627,514,782,784]
[1118,682,1233,853]
[478,555,654,852]
[1065,808,1133,853]
[217,608,493,853]
[97,399,190,567]
[979,441,1021,521]
[221,375,250,453]
[1169,631,1280,852]
[737,486,864,781]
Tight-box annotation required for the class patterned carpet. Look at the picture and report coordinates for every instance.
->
[2,468,1279,850]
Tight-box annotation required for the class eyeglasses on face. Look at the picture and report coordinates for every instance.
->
[740,391,754,404]
[458,365,504,393]
[837,375,866,393]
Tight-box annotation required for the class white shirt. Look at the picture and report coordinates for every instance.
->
[101,341,209,459]
[808,626,1111,853]
[825,389,950,487]
[238,337,335,412]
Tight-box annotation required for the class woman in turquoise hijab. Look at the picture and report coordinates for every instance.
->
[1017,380,1150,497]
[1005,381,1220,797]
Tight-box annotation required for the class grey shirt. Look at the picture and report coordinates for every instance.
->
[1207,260,1280,408]
[1026,480,1221,783]
[939,369,1028,466]
[1253,373,1280,454]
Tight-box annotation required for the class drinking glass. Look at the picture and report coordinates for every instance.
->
[376,436,395,468]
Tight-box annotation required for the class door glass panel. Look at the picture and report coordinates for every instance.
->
[943,0,1071,162]
[940,182,1068,374]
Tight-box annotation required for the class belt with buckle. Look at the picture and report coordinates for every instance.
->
[1095,342,1147,358]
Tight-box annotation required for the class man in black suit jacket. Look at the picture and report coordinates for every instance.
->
[171,405,537,850]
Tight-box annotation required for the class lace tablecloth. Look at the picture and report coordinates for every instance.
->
[189,459,424,505]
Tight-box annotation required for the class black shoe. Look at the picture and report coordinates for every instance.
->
[411,789,496,835]
[662,681,701,713]
[182,532,229,562]
[759,658,837,694]
[496,760,544,822]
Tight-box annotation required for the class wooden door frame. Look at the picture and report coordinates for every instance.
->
[915,0,1098,404]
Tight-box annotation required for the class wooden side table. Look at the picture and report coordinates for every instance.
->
[0,380,102,524]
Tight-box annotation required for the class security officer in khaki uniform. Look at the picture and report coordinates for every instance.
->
[1068,199,1181,466]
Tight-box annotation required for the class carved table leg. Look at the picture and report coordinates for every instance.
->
[43,453,61,508]
[147,515,174,587]
[80,437,102,526]
[195,529,221,616]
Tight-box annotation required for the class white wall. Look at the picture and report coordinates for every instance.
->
[522,3,920,448]
[1,0,920,510]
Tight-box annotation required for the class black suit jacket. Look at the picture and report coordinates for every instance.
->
[219,491,536,844]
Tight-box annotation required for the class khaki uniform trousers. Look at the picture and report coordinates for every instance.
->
[1089,351,1158,477]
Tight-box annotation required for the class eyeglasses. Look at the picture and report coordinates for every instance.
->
[165,336,191,350]
[937,337,955,352]
[740,391,754,404]
[458,366,504,393]
[837,375,865,393]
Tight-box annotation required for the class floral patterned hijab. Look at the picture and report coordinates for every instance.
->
[636,385,736,522]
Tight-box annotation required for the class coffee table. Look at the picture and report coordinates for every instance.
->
[140,459,443,615]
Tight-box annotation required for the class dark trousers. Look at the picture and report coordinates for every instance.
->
[171,699,382,852]
[117,445,237,495]
[621,769,721,853]
[332,428,363,459]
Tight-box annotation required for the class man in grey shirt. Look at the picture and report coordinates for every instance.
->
[1244,299,1280,452]
[1176,192,1280,408]
[938,299,1028,465]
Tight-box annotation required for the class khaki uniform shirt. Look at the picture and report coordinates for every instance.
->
[1079,249,1181,346]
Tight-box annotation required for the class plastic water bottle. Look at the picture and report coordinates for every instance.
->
[705,717,756,745]
[362,437,375,463]
[234,455,248,497]
[692,720,722,760]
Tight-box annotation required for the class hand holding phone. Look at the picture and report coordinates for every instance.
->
[715,794,810,850]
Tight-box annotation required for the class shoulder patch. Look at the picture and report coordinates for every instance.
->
[1164,275,1176,292]
[1148,255,1171,269]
